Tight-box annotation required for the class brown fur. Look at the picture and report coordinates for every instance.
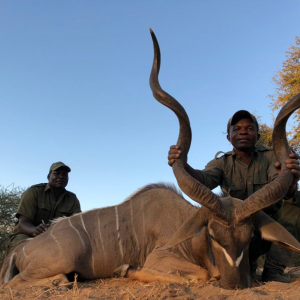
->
[0,184,207,288]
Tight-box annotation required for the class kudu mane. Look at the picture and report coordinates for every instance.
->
[50,183,190,226]
[123,182,185,203]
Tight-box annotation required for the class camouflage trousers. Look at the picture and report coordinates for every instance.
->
[249,201,300,273]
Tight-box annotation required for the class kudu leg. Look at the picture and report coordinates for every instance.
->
[125,249,210,283]
[126,266,188,284]
[3,273,69,289]
[127,262,209,284]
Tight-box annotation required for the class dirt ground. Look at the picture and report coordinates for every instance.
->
[1,268,300,300]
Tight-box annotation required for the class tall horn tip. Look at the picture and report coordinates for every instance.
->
[149,28,157,41]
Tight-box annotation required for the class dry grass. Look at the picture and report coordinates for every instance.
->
[2,276,300,300]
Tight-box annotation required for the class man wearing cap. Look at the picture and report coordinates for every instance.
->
[9,162,81,249]
[168,110,300,283]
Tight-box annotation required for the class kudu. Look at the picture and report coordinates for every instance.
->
[0,30,300,290]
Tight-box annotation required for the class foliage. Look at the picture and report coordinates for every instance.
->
[0,184,24,267]
[255,115,300,154]
[254,115,274,149]
[268,36,300,153]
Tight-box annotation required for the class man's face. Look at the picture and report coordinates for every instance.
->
[47,167,69,189]
[227,118,260,152]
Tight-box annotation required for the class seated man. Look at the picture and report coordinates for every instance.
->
[9,162,81,249]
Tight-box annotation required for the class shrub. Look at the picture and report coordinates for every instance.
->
[0,185,24,268]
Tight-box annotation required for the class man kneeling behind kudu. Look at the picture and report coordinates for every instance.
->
[168,110,300,283]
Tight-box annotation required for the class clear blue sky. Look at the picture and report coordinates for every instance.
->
[1,1,300,211]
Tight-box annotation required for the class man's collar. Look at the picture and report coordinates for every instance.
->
[45,183,51,191]
[231,146,259,157]
[45,183,66,193]
[218,146,270,159]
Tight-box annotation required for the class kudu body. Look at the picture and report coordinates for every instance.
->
[0,184,213,288]
[1,29,300,289]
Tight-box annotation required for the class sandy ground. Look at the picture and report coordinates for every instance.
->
[1,268,300,300]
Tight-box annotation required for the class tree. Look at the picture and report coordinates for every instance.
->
[268,36,300,153]
[255,115,299,153]
[254,114,273,149]
[0,184,24,266]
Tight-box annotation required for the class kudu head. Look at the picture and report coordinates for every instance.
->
[149,28,300,289]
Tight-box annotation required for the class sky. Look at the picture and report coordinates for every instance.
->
[1,1,300,211]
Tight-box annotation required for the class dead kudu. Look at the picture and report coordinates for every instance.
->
[1,30,300,290]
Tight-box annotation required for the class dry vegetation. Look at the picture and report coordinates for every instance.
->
[0,185,24,269]
[1,269,300,300]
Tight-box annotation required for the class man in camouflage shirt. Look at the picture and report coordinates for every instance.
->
[10,162,81,249]
[168,110,300,283]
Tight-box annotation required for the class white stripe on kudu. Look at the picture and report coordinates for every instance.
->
[97,210,107,262]
[50,226,63,256]
[130,200,140,249]
[80,214,96,277]
[80,214,88,234]
[68,217,85,248]
[22,246,28,259]
[115,206,124,260]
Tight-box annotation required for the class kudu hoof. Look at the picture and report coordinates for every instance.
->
[52,278,71,289]
[113,264,133,278]
[52,279,60,286]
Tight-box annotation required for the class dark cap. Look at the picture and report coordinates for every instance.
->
[49,162,71,173]
[227,110,259,134]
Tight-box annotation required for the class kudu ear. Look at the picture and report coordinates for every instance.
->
[254,211,300,252]
[158,209,207,250]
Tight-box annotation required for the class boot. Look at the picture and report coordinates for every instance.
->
[262,244,292,283]
[261,268,290,283]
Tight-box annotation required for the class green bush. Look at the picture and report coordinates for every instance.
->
[0,185,24,268]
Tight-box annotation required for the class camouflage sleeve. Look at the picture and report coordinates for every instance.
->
[201,157,224,190]
[16,187,38,221]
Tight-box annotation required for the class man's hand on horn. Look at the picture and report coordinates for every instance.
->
[275,152,300,196]
[168,145,188,167]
